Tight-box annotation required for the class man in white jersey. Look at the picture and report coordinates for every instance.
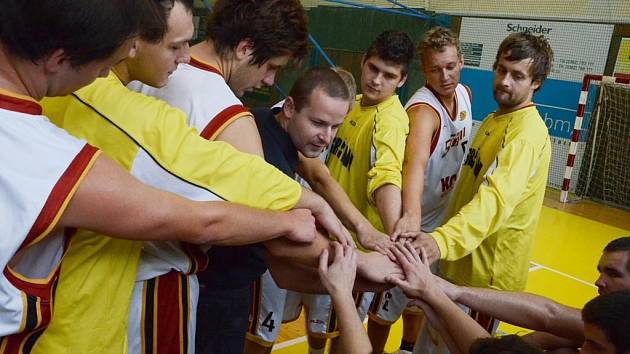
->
[128,1,402,353]
[367,27,472,354]
[0,0,317,352]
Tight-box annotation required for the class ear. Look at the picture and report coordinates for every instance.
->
[282,96,295,119]
[43,49,70,74]
[397,74,408,88]
[531,79,542,92]
[234,39,255,62]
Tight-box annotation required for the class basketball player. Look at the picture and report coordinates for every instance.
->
[367,26,472,354]
[314,30,415,354]
[410,32,554,354]
[0,0,315,353]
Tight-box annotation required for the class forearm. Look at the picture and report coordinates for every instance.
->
[453,286,584,341]
[374,184,402,235]
[266,252,392,294]
[264,231,330,267]
[331,290,372,354]
[522,331,583,351]
[300,158,367,233]
[425,288,490,354]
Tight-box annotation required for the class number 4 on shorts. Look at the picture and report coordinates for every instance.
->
[262,312,275,332]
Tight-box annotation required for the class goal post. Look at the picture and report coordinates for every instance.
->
[560,73,630,206]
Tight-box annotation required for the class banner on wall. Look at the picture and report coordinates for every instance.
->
[458,17,614,139]
[614,38,630,75]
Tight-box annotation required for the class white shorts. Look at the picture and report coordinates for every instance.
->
[412,303,500,354]
[128,270,198,354]
[246,270,303,347]
[246,270,374,345]
[368,286,422,325]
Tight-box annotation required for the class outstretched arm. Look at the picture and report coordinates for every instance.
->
[298,155,393,256]
[60,155,317,246]
[393,105,439,240]
[438,278,584,344]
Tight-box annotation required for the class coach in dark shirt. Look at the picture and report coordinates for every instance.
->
[195,67,352,354]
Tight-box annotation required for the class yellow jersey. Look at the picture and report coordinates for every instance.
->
[434,105,551,291]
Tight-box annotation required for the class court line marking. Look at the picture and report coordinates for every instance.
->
[272,262,595,351]
[530,261,597,288]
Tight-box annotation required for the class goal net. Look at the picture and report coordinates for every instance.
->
[571,78,630,209]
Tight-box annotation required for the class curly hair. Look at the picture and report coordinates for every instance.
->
[417,26,461,65]
[205,0,308,65]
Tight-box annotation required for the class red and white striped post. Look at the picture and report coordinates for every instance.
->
[560,74,630,202]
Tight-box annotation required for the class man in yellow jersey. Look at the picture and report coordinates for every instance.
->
[320,30,415,354]
[410,32,554,353]
[32,1,349,354]
[0,0,316,353]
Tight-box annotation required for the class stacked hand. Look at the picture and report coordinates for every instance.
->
[385,242,436,300]
[319,242,357,297]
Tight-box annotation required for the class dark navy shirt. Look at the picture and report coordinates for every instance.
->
[198,107,299,289]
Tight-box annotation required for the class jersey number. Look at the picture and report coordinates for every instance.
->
[462,141,468,154]
[381,292,393,312]
[262,312,276,332]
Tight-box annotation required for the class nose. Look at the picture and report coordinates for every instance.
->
[594,275,606,293]
[440,68,449,80]
[321,127,333,145]
[178,44,191,64]
[262,71,276,87]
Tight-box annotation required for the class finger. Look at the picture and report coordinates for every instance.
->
[331,241,343,262]
[391,246,413,271]
[390,229,400,242]
[385,274,405,284]
[419,247,428,265]
[318,248,329,275]
[405,242,421,263]
[395,242,417,265]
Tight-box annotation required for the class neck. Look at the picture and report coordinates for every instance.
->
[112,61,131,85]
[361,95,386,107]
[191,40,234,80]
[275,109,290,133]
[0,44,45,100]
[495,99,533,116]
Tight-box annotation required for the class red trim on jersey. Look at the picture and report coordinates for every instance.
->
[21,144,99,250]
[0,92,42,115]
[188,57,222,76]
[426,85,459,121]
[463,85,473,103]
[154,271,188,354]
[183,243,209,274]
[406,102,442,156]
[199,104,248,140]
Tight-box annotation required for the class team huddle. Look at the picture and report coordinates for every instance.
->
[1,1,629,354]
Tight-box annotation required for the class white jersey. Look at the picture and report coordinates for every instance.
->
[126,57,251,354]
[126,57,254,282]
[404,84,472,232]
[0,96,98,346]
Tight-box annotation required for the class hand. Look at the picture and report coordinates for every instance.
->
[356,224,395,260]
[391,213,421,242]
[312,199,355,249]
[318,242,357,297]
[410,234,441,264]
[285,209,316,243]
[357,250,403,284]
[385,242,436,300]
